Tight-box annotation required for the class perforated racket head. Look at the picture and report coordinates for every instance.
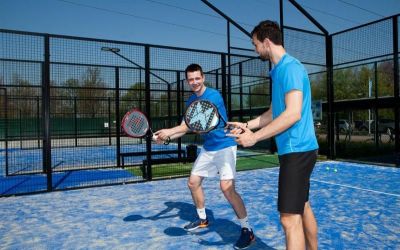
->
[121,109,150,138]
[184,100,220,133]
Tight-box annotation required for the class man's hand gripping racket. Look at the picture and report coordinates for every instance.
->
[121,109,170,145]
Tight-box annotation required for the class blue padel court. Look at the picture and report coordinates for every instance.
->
[1,143,187,175]
[0,143,266,195]
[1,161,399,249]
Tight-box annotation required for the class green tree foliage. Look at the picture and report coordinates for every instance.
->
[8,74,41,118]
[310,73,327,101]
[58,67,107,118]
[334,67,363,100]
[0,76,5,120]
[377,61,394,97]
[120,82,145,113]
[51,78,80,117]
[310,60,396,120]
[245,80,269,108]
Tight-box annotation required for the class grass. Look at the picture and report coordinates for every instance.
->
[236,154,279,171]
[126,154,280,179]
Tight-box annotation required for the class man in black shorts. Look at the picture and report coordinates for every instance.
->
[228,20,319,250]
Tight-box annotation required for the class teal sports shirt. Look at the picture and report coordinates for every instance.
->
[270,54,319,155]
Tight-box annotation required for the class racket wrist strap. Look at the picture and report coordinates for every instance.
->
[162,136,171,145]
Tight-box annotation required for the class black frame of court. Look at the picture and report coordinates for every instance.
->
[0,1,399,196]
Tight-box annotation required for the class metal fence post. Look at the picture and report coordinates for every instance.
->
[115,67,121,168]
[392,16,399,167]
[145,46,152,180]
[42,34,52,191]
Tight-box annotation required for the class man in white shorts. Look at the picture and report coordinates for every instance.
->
[155,64,255,249]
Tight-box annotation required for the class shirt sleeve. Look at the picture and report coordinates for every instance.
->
[282,63,305,94]
[213,91,228,121]
[185,94,196,107]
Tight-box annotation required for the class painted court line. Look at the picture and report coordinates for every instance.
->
[311,178,400,198]
[256,165,400,198]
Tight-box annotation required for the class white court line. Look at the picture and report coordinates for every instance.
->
[254,168,400,198]
[311,178,400,198]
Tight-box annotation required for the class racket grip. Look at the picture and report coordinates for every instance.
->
[152,134,158,141]
[164,136,171,145]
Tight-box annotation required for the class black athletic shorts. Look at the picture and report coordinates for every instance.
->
[277,149,318,214]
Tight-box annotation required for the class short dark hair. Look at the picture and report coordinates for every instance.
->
[185,63,204,78]
[251,20,283,45]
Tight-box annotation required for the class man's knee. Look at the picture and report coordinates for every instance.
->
[187,176,202,190]
[220,180,235,197]
[280,213,302,231]
[304,202,310,211]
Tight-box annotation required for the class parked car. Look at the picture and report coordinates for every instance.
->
[314,121,322,129]
[354,120,365,131]
[358,120,372,132]
[358,119,394,134]
[375,119,395,134]
[337,119,351,133]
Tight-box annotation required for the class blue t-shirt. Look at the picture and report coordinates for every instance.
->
[186,88,236,151]
[270,54,319,155]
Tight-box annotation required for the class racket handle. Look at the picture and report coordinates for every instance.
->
[151,133,170,145]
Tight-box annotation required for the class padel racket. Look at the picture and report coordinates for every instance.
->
[184,100,230,133]
[121,109,170,145]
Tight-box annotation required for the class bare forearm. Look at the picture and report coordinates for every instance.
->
[169,123,189,138]
[155,122,189,142]
[169,131,187,140]
[247,109,272,130]
[230,92,303,148]
[253,110,300,142]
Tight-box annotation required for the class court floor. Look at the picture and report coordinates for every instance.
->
[0,161,399,249]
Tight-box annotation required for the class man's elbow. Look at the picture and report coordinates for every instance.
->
[292,112,301,123]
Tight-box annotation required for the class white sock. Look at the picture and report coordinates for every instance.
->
[238,216,251,230]
[196,207,206,220]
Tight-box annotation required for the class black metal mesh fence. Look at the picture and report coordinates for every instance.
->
[1,14,398,195]
[284,28,326,68]
[333,19,393,66]
[330,17,398,164]
[0,30,269,195]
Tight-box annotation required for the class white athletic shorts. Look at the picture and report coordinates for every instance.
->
[191,145,237,180]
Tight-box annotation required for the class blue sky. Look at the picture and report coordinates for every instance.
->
[1,0,399,53]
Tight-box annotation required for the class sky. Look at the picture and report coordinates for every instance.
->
[1,0,400,53]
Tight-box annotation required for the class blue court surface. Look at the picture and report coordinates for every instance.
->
[1,144,187,175]
[0,161,399,249]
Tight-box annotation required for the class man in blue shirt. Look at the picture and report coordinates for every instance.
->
[155,64,255,249]
[228,21,319,250]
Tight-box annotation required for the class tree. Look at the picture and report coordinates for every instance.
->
[245,80,269,109]
[377,61,394,97]
[333,68,355,100]
[77,67,107,118]
[310,72,327,101]
[120,82,145,113]
[8,74,40,118]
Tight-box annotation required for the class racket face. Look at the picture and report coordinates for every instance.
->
[121,109,150,137]
[185,100,219,133]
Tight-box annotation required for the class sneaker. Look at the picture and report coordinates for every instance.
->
[183,218,209,231]
[234,227,255,249]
